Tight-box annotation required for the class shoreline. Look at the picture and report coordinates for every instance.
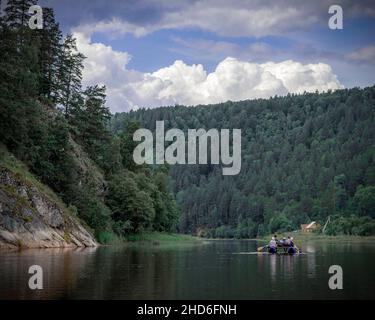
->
[0,232,201,252]
[196,233,375,242]
[2,232,375,252]
[257,232,375,243]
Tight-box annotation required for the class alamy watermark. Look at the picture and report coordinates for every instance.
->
[28,265,43,290]
[328,265,343,290]
[28,5,43,29]
[328,5,343,30]
[133,121,242,176]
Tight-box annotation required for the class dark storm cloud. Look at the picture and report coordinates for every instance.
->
[38,0,375,37]
[39,0,167,31]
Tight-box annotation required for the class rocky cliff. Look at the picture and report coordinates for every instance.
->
[0,164,97,249]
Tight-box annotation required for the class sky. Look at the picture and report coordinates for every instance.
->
[37,0,375,113]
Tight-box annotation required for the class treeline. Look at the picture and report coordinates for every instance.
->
[0,0,178,242]
[113,86,375,237]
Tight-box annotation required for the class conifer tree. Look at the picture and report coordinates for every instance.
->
[4,0,37,28]
[57,34,85,117]
[38,7,62,100]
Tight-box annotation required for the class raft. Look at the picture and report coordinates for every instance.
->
[233,250,305,255]
[265,246,299,255]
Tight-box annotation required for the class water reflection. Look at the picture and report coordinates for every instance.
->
[269,255,277,282]
[306,245,316,279]
[0,240,374,299]
[0,247,97,299]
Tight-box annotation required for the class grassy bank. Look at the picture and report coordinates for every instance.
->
[125,232,200,242]
[97,231,201,246]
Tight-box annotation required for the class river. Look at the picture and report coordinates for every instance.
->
[0,239,374,299]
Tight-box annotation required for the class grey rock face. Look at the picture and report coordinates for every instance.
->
[0,167,97,249]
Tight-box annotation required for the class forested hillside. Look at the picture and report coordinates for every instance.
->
[113,86,375,237]
[2,1,374,243]
[0,0,178,244]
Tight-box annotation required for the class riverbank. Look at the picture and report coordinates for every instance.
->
[258,231,375,243]
[96,231,202,246]
[193,232,375,244]
[0,232,202,251]
[125,232,200,242]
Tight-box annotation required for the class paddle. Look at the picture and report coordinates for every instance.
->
[293,244,301,253]
[257,245,266,252]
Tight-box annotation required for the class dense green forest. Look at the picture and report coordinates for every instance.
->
[112,86,375,237]
[0,0,178,243]
[1,1,375,242]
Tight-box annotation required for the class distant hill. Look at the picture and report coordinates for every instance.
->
[112,86,375,237]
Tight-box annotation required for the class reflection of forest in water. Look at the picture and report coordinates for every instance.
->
[1,240,375,299]
[0,248,97,299]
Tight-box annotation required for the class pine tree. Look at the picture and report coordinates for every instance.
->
[38,7,62,100]
[0,0,3,26]
[0,0,40,154]
[57,34,85,117]
[4,0,37,28]
[68,85,111,167]
[82,85,110,137]
[120,120,140,171]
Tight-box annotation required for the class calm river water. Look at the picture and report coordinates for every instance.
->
[0,240,374,299]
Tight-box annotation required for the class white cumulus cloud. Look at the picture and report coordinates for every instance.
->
[262,60,344,93]
[74,32,343,113]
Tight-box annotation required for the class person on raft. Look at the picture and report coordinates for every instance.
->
[278,237,287,252]
[268,236,277,254]
[278,237,286,246]
[284,236,296,254]
[268,235,296,254]
[289,236,294,247]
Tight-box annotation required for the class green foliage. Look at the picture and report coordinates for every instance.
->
[113,86,375,237]
[67,184,112,231]
[2,1,374,241]
[4,0,37,28]
[235,218,257,239]
[37,7,62,100]
[325,215,375,236]
[269,213,294,233]
[214,225,235,238]
[334,174,348,211]
[106,170,154,234]
[28,113,75,193]
[57,34,85,116]
[96,231,122,245]
[119,120,140,171]
[0,4,178,241]
[353,186,375,218]
[124,231,198,243]
[69,85,112,169]
[106,168,178,236]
